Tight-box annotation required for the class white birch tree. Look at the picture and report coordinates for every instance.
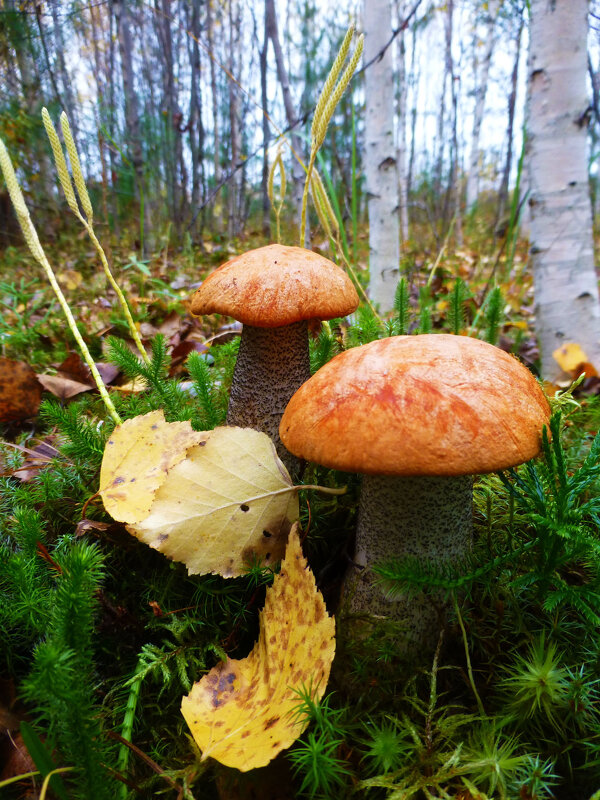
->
[364,0,400,312]
[528,0,600,380]
[465,0,502,212]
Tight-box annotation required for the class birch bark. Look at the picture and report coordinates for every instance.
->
[364,0,400,312]
[465,0,501,211]
[265,0,306,243]
[395,0,410,243]
[528,0,600,380]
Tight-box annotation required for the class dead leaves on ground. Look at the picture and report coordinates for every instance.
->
[0,358,42,422]
[181,524,335,771]
[99,410,298,577]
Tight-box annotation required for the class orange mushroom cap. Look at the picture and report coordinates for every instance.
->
[190,244,359,328]
[280,334,551,477]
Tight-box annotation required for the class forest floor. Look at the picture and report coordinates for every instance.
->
[2,220,600,800]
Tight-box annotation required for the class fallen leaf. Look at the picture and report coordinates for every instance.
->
[574,361,598,379]
[37,373,94,400]
[99,412,298,576]
[126,425,298,577]
[95,362,121,385]
[553,342,589,374]
[57,351,93,384]
[6,436,59,482]
[181,524,335,771]
[100,410,205,524]
[111,377,149,393]
[57,269,83,290]
[0,358,42,422]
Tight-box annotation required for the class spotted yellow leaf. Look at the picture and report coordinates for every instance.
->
[181,524,335,771]
[100,410,206,524]
[99,411,299,577]
[128,426,298,576]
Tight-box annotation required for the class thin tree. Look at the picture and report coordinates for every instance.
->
[113,0,146,247]
[265,0,306,242]
[496,2,525,231]
[465,0,502,212]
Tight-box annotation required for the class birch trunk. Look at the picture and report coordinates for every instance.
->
[445,0,463,246]
[207,0,222,234]
[260,4,271,237]
[465,0,501,212]
[114,0,147,246]
[364,0,400,312]
[227,0,243,239]
[496,9,524,229]
[188,0,205,237]
[395,0,410,243]
[265,0,306,243]
[528,0,600,381]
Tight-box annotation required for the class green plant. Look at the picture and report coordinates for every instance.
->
[499,636,570,732]
[288,686,352,798]
[393,277,410,335]
[360,717,408,775]
[22,540,117,800]
[508,755,559,799]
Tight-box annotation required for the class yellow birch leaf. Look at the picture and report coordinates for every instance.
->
[99,410,206,524]
[57,269,83,290]
[553,342,589,374]
[181,523,335,771]
[127,426,298,577]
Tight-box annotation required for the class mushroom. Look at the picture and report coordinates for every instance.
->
[190,244,359,476]
[279,334,551,649]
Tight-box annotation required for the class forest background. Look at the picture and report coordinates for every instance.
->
[5,1,600,799]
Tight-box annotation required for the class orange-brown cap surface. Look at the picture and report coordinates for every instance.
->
[280,334,551,476]
[190,244,359,328]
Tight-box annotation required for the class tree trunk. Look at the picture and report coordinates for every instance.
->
[155,0,181,233]
[188,0,205,239]
[113,0,146,247]
[227,0,243,239]
[395,0,410,243]
[364,0,400,312]
[496,8,524,229]
[528,0,600,380]
[260,4,271,238]
[445,0,463,246]
[465,0,501,212]
[265,0,306,244]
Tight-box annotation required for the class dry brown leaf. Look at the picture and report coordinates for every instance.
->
[0,358,42,422]
[181,524,335,771]
[37,373,94,400]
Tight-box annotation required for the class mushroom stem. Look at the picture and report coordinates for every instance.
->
[227,321,311,478]
[344,474,473,651]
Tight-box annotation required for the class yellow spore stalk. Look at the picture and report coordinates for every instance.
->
[0,138,122,426]
[310,168,379,318]
[300,28,364,244]
[41,108,150,365]
[267,146,286,244]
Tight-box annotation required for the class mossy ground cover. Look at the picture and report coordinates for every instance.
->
[1,223,600,799]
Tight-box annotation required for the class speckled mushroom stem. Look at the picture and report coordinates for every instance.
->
[344,474,473,653]
[226,321,311,478]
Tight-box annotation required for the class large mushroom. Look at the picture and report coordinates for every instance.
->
[190,244,359,475]
[279,334,551,648]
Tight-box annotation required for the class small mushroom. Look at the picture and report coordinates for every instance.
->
[279,334,551,649]
[190,244,359,476]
